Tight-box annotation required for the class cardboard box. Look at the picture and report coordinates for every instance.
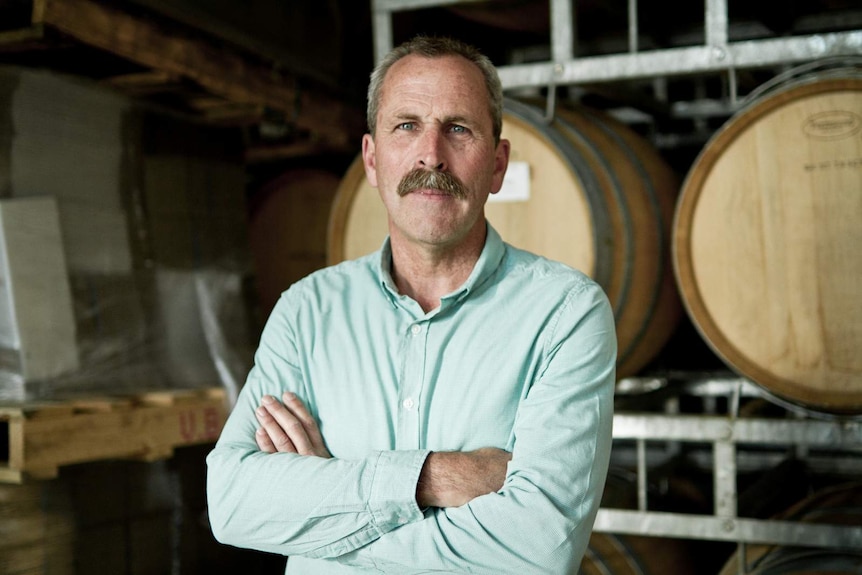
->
[0,197,79,383]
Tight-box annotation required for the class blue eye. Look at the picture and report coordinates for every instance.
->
[397,122,415,131]
[450,125,466,133]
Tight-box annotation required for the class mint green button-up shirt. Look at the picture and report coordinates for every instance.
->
[207,224,616,574]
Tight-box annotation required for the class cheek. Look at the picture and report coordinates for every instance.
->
[462,157,499,191]
[373,150,410,186]
[376,167,404,196]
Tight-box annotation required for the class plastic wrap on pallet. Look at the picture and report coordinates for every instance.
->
[32,265,255,402]
[0,65,256,404]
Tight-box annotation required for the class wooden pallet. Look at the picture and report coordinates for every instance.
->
[0,388,228,484]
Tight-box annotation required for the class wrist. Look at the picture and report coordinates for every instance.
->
[416,451,465,508]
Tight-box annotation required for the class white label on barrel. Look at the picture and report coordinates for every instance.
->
[489,161,530,203]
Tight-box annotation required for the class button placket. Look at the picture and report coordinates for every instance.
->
[396,321,426,449]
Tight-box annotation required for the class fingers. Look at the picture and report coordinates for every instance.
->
[282,392,330,457]
[254,393,330,458]
[255,426,279,453]
[281,392,313,427]
[255,396,302,453]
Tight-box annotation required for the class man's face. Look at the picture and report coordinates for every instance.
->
[362,54,510,251]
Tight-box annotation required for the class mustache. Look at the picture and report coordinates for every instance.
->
[397,168,468,199]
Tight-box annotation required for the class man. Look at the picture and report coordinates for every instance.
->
[207,36,615,574]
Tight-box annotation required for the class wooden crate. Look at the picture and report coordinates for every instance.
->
[0,388,228,483]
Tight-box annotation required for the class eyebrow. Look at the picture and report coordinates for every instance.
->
[393,112,421,123]
[391,113,472,126]
[442,115,470,126]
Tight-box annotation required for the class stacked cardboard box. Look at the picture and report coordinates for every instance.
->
[0,65,254,400]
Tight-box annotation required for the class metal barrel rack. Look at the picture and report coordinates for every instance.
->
[368,0,862,563]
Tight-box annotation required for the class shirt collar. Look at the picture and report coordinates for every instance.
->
[377,221,506,310]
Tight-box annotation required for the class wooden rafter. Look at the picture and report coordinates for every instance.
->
[13,0,362,147]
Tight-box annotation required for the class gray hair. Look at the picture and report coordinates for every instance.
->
[366,36,504,143]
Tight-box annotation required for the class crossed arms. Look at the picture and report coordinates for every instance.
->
[255,391,512,509]
[206,278,616,573]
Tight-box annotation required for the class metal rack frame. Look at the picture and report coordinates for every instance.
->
[369,0,862,561]
[597,405,862,550]
[601,377,862,555]
[371,0,862,115]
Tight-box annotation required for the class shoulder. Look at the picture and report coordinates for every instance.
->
[500,243,599,295]
[496,243,614,334]
[291,252,379,294]
[271,251,381,316]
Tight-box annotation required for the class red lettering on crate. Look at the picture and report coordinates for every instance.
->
[203,407,221,440]
[179,407,222,442]
[180,411,197,442]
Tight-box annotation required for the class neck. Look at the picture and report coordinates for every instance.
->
[390,224,486,313]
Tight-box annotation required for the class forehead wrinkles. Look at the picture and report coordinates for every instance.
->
[379,56,489,124]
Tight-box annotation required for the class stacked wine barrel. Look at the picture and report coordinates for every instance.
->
[328,99,682,380]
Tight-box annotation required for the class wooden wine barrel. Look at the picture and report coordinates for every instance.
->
[249,168,342,317]
[582,533,699,575]
[673,77,862,414]
[579,468,704,574]
[718,482,862,574]
[328,99,681,378]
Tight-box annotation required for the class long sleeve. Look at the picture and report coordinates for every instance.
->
[335,281,616,574]
[206,404,429,559]
[206,291,430,559]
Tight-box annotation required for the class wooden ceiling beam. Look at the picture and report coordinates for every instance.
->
[102,70,181,94]
[31,0,362,148]
[0,24,51,52]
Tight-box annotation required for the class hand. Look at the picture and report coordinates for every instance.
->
[417,447,511,508]
[254,392,331,458]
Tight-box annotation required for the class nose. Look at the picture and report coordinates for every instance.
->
[416,128,447,172]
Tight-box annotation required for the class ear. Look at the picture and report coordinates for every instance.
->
[489,138,511,195]
[361,134,378,188]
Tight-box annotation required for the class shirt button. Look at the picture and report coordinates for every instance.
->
[410,324,422,335]
[398,516,408,525]
[402,398,415,410]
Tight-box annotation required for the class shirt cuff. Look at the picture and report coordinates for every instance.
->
[368,449,430,533]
